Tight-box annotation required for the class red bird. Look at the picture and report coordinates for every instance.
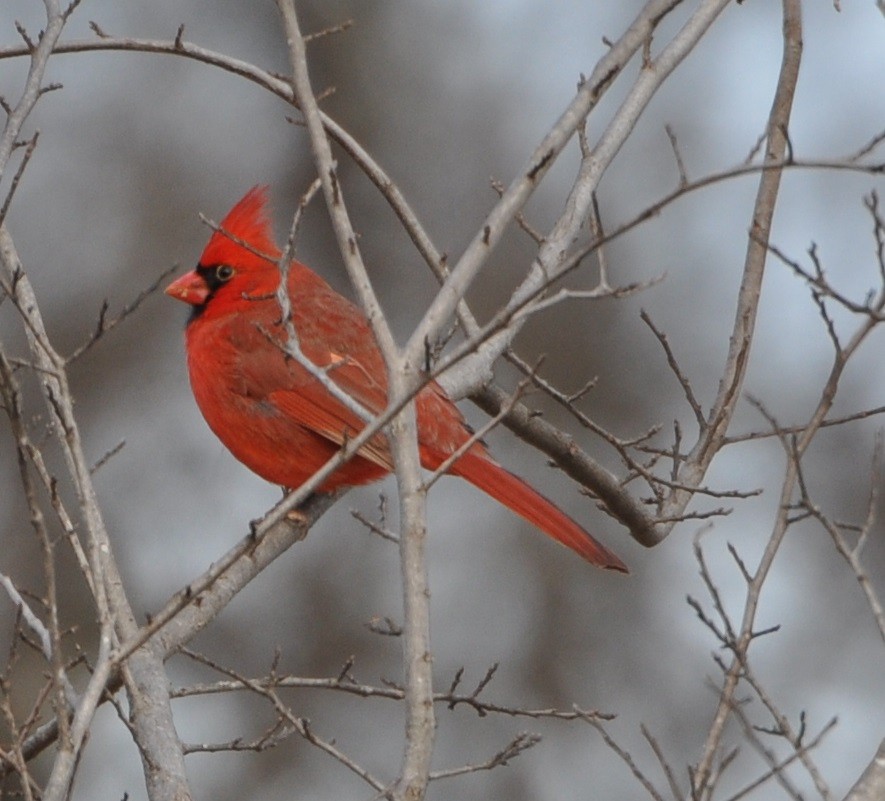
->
[165,187,627,571]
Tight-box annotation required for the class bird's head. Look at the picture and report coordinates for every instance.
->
[165,186,282,315]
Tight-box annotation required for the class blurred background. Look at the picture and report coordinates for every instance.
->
[2,1,884,799]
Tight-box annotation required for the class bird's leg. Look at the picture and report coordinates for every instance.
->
[282,486,311,523]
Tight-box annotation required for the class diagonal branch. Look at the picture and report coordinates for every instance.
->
[691,1,804,794]
[1,232,192,801]
[273,4,433,799]
[656,0,804,544]
[403,0,718,373]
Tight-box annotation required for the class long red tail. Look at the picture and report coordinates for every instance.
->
[447,451,628,572]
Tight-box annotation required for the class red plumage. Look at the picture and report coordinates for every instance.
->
[165,187,627,572]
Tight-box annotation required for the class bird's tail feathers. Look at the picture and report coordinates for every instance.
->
[444,450,628,572]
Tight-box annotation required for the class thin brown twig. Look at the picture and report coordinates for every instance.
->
[303,18,354,44]
[641,723,683,801]
[179,646,387,793]
[65,265,179,363]
[640,309,705,429]
[428,733,542,780]
[0,131,39,229]
[172,665,616,722]
[578,710,667,801]
[665,124,689,186]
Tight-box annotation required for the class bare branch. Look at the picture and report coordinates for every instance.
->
[274,5,435,798]
[179,647,388,793]
[665,123,689,186]
[657,0,803,557]
[641,723,683,801]
[579,710,667,801]
[797,434,885,643]
[0,132,39,229]
[66,264,179,363]
[641,309,705,429]
[429,732,542,780]
[844,740,885,801]
[404,0,728,382]
[303,18,354,44]
[1,225,192,800]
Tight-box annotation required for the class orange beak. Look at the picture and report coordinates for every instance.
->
[165,271,210,306]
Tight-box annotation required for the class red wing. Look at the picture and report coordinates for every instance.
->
[265,348,394,472]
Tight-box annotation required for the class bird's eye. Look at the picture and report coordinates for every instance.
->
[215,265,235,282]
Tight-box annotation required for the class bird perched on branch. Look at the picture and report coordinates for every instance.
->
[165,186,626,571]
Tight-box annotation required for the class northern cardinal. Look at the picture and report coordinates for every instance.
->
[165,187,627,571]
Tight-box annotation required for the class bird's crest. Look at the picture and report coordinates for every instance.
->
[199,185,281,269]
